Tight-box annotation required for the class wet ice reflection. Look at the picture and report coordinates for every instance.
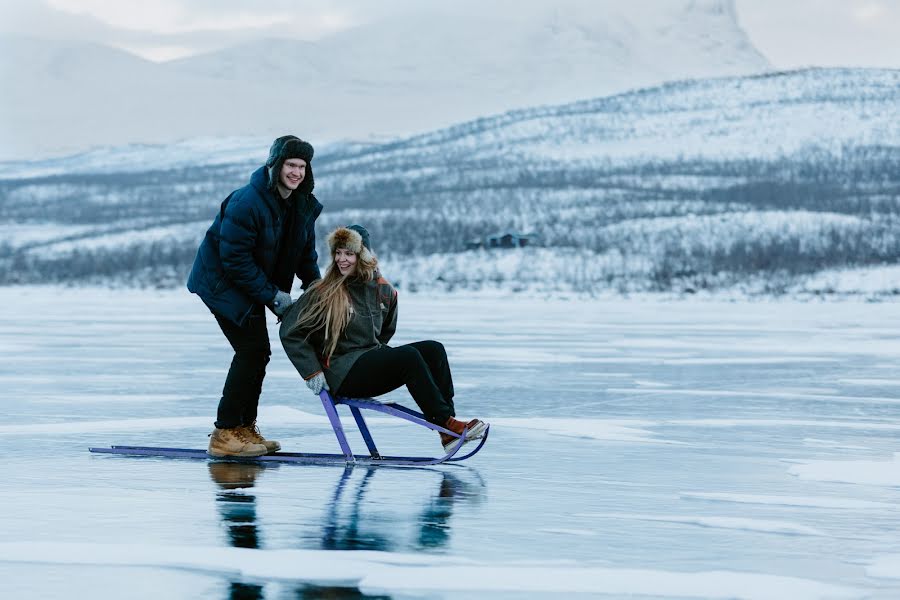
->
[203,460,487,597]
[208,462,485,557]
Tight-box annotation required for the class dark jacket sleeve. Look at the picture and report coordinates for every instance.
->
[279,294,325,380]
[377,286,398,345]
[296,218,321,290]
[219,192,278,305]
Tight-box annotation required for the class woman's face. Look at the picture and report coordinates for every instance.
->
[335,247,358,276]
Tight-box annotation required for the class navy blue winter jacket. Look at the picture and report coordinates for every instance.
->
[187,165,322,326]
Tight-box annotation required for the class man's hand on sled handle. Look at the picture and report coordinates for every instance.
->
[305,372,329,395]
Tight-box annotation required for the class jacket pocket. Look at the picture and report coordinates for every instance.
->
[212,275,229,296]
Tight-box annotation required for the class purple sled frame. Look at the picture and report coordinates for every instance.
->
[89,390,489,466]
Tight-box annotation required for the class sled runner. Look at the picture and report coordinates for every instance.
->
[89,390,489,466]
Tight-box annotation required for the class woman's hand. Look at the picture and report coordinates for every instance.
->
[305,372,330,395]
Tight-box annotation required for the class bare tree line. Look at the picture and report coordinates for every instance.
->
[0,144,898,293]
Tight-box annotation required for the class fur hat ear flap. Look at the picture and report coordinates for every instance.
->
[346,224,371,251]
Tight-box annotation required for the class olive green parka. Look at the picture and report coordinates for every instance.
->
[279,273,398,392]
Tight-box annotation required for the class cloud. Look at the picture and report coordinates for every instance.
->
[734,0,900,68]
[0,0,364,61]
[123,44,196,62]
[4,0,900,67]
[44,0,357,35]
[851,1,887,24]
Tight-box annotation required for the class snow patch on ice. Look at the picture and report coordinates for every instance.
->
[0,542,863,599]
[668,419,900,431]
[350,412,671,445]
[0,406,328,436]
[0,407,671,446]
[611,388,900,404]
[634,380,672,388]
[36,393,193,404]
[838,378,900,387]
[538,528,598,537]
[868,555,900,580]
[680,492,899,510]
[788,453,900,487]
[489,417,670,444]
[581,513,826,536]
[802,438,871,451]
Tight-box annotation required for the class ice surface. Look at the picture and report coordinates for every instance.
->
[0,542,862,599]
[2,286,900,599]
[788,453,900,487]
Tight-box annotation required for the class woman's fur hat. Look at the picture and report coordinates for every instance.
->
[346,224,371,251]
[327,226,374,263]
[266,135,315,193]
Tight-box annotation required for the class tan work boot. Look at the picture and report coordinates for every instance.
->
[439,416,488,453]
[240,422,281,454]
[207,427,267,458]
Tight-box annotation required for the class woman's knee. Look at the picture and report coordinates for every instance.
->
[394,344,423,361]
[392,345,428,371]
[415,340,446,361]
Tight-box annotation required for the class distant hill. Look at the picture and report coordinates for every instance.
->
[1,68,898,297]
[0,0,768,160]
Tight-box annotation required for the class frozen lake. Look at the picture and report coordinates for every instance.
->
[2,287,900,599]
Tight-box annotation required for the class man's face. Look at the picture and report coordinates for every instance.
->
[279,158,307,191]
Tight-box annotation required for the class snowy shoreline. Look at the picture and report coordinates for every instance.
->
[3,266,900,305]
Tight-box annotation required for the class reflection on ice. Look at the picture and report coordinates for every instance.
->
[205,460,487,595]
[318,467,486,552]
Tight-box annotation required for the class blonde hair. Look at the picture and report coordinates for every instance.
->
[293,229,379,360]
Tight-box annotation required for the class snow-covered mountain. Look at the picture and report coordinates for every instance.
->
[0,0,769,161]
[5,68,896,178]
[1,68,897,297]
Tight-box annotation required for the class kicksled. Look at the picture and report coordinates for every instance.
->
[89,390,489,466]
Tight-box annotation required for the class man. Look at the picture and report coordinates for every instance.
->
[187,135,322,457]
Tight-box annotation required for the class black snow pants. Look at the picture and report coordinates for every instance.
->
[213,305,271,429]
[337,340,456,425]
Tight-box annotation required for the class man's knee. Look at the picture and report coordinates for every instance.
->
[235,345,271,366]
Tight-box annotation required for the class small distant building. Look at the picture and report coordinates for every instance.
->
[466,231,538,250]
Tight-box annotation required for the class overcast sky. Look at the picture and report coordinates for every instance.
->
[1,0,898,68]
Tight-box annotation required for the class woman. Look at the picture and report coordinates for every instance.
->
[279,225,487,452]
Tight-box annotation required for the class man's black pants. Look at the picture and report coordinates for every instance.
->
[213,306,270,429]
[337,340,455,425]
